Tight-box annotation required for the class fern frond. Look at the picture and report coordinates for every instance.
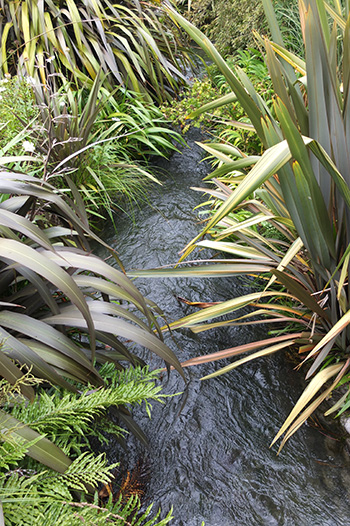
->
[0,366,176,525]
[0,440,37,470]
[99,365,164,387]
[60,452,118,492]
[6,366,170,454]
[1,473,173,526]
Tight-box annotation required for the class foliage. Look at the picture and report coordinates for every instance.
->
[0,166,184,399]
[139,0,350,451]
[180,0,267,55]
[208,48,273,101]
[1,484,173,526]
[0,76,38,149]
[206,48,273,154]
[162,77,233,132]
[0,74,183,219]
[0,0,190,103]
[273,0,305,55]
[0,367,167,467]
[0,372,174,525]
[0,76,184,510]
[6,366,166,456]
[162,48,272,154]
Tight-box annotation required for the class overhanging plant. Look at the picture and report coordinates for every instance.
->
[131,0,350,451]
[0,169,184,394]
[0,369,174,525]
[3,73,183,220]
[0,0,190,103]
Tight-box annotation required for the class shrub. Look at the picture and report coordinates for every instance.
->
[162,48,272,155]
[0,167,184,397]
[184,0,267,55]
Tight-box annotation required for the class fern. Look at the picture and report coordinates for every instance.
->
[35,497,174,526]
[63,452,118,491]
[0,366,175,525]
[0,439,39,471]
[6,366,169,455]
[1,470,173,526]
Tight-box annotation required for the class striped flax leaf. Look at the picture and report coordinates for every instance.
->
[270,362,345,450]
[0,239,96,359]
[201,339,300,381]
[42,310,185,379]
[179,333,305,368]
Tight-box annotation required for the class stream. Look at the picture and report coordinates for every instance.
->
[101,129,350,526]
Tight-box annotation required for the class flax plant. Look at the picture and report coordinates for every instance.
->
[0,0,189,102]
[133,0,350,450]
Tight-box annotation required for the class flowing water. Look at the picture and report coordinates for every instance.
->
[101,130,350,526]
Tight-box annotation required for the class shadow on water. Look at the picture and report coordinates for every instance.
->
[100,129,350,526]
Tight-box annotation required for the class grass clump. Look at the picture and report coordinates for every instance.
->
[0,75,182,220]
[0,76,38,153]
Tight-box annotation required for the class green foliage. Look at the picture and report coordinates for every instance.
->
[162,77,232,132]
[7,367,166,456]
[0,166,184,393]
[161,1,350,451]
[0,370,174,525]
[208,49,273,101]
[274,0,305,55]
[185,0,267,54]
[0,76,38,151]
[0,74,182,218]
[162,48,272,154]
[0,0,189,103]
[1,486,173,526]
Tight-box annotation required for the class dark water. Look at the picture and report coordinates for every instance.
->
[101,130,350,526]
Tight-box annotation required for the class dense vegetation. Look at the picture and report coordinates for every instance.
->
[0,367,174,525]
[2,0,350,522]
[178,0,266,54]
[130,0,350,454]
[0,0,190,103]
[0,74,182,221]
[178,0,302,56]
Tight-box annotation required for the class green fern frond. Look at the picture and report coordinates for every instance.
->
[99,365,164,387]
[5,366,169,455]
[62,452,118,492]
[0,367,176,525]
[0,440,38,470]
[1,473,173,526]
